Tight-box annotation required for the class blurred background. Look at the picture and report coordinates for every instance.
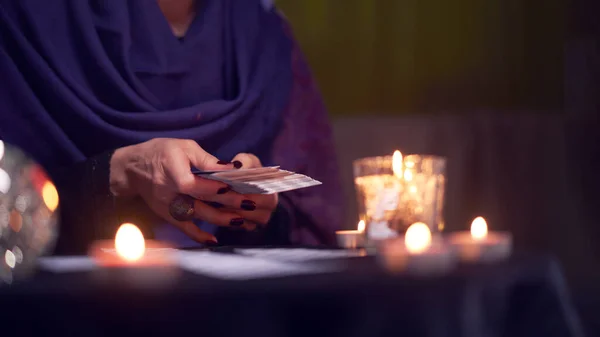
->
[278,0,565,115]
[278,0,600,333]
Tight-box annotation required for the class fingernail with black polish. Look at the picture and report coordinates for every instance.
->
[204,201,224,209]
[217,160,230,165]
[240,200,256,211]
[232,160,243,169]
[204,240,219,247]
[229,218,245,227]
[217,187,230,195]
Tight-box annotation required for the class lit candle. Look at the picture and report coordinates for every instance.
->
[448,217,512,262]
[336,220,366,249]
[89,223,179,287]
[90,223,175,267]
[392,150,403,179]
[378,222,456,275]
[404,222,432,254]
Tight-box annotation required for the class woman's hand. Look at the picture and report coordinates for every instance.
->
[214,153,279,231]
[108,138,257,244]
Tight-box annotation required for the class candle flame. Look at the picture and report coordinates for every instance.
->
[392,150,403,178]
[405,222,432,254]
[357,220,366,232]
[115,223,145,262]
[42,181,59,212]
[403,169,413,182]
[470,216,488,240]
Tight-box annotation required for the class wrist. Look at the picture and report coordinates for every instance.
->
[109,146,136,197]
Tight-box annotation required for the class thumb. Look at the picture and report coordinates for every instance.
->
[184,141,235,172]
[231,153,262,169]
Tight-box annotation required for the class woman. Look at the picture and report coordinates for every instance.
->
[0,0,342,254]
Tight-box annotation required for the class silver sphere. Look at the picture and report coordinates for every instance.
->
[0,141,59,284]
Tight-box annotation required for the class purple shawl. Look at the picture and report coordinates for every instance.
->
[0,0,343,244]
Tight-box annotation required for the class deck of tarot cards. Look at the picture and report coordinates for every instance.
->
[193,167,322,194]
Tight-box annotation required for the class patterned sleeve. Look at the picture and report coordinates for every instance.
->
[270,15,344,245]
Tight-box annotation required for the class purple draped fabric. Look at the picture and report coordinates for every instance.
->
[0,0,343,244]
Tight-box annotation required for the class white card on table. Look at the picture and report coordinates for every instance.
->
[235,248,367,262]
[176,251,332,280]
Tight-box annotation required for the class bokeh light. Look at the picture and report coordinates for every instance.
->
[42,181,59,212]
[0,169,10,194]
[0,142,59,285]
[470,216,488,240]
[115,223,146,262]
[405,222,432,254]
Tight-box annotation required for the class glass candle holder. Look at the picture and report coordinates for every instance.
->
[353,155,403,241]
[397,155,446,234]
[353,153,446,243]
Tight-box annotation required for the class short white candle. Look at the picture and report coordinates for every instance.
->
[448,217,512,262]
[336,220,366,249]
[378,222,456,275]
[89,223,179,287]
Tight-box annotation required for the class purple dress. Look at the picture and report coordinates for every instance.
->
[0,0,343,250]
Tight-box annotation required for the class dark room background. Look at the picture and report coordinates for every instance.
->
[278,0,566,116]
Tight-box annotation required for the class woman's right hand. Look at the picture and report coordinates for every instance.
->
[108,138,242,244]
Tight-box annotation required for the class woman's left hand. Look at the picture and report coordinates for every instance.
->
[209,153,278,231]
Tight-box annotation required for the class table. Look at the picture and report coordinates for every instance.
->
[0,248,584,337]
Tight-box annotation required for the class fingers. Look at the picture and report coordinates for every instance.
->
[202,192,278,211]
[228,208,274,225]
[231,153,262,169]
[242,221,258,231]
[193,200,248,228]
[200,197,276,226]
[161,147,230,197]
[184,141,237,171]
[142,193,217,243]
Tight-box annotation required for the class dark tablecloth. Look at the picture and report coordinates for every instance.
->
[0,249,584,337]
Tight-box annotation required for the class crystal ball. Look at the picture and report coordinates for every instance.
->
[0,141,59,284]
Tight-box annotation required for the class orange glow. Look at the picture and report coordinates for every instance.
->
[42,181,59,212]
[9,210,22,233]
[392,150,403,178]
[405,222,432,254]
[470,217,488,240]
[357,220,366,232]
[115,223,145,262]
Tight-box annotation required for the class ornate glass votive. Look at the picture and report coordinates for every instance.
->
[353,153,403,242]
[397,155,446,234]
[0,141,59,285]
